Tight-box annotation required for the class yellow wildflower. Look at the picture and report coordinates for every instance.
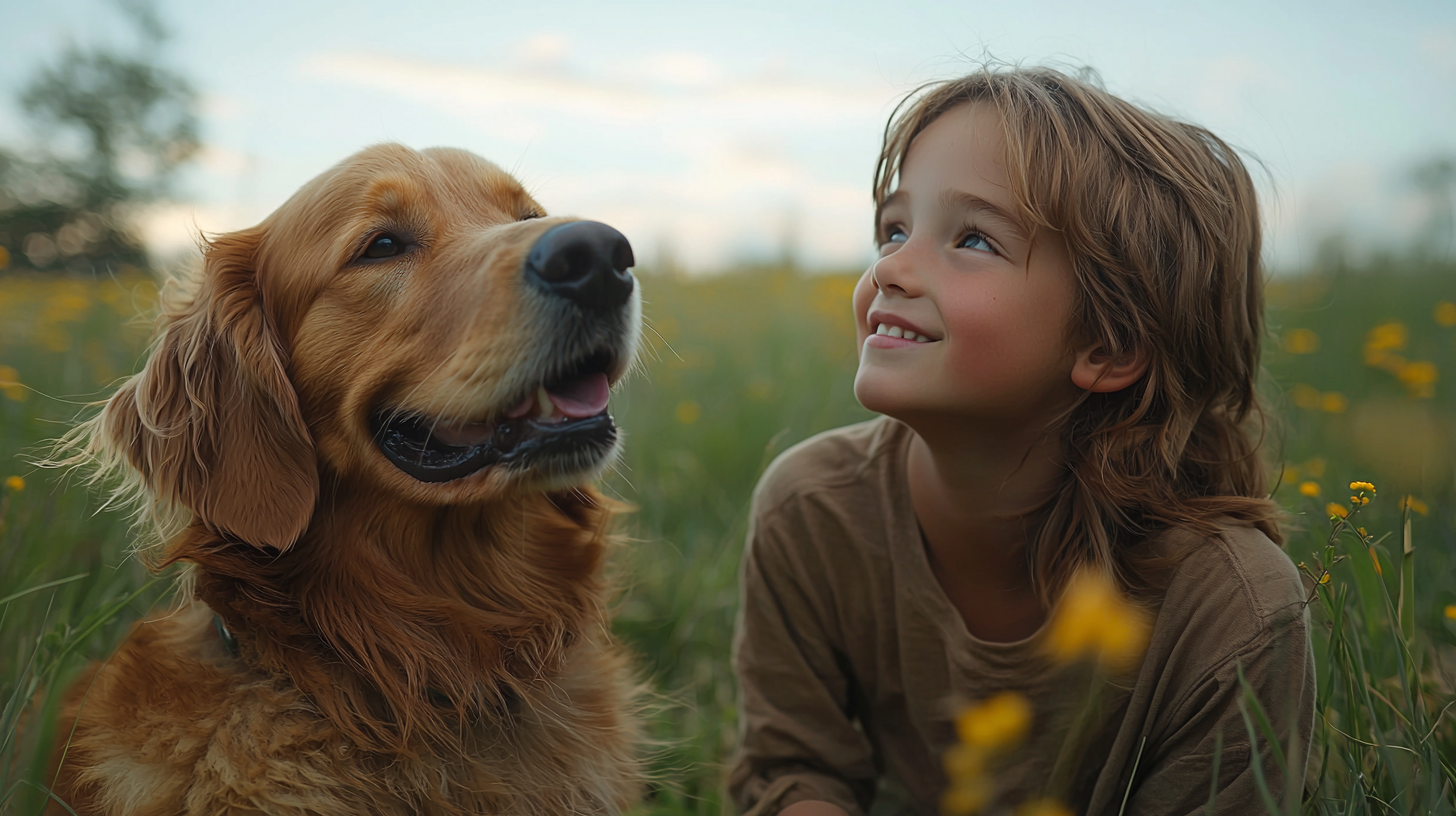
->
[1044,570,1151,672]
[1349,496,1370,506]
[1320,392,1348,413]
[1365,322,1408,363]
[1280,464,1299,485]
[1445,605,1456,621]
[954,691,1031,751]
[1304,458,1326,477]
[1319,573,1331,585]
[1298,481,1320,498]
[1349,481,1376,493]
[1327,503,1349,519]
[1290,384,1322,410]
[674,400,701,424]
[943,744,985,782]
[4,475,23,492]
[942,777,991,816]
[1282,328,1319,354]
[1016,799,1074,816]
[1368,547,1382,577]
[1435,301,1456,327]
[1401,496,1429,516]
[0,245,9,270]
[0,365,26,403]
[1397,361,1438,398]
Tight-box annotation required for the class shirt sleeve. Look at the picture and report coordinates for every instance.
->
[1123,599,1315,816]
[728,495,878,816]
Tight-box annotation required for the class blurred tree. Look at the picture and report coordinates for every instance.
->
[1410,155,1455,259]
[0,0,199,275]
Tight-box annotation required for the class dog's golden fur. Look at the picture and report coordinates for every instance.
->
[48,144,644,814]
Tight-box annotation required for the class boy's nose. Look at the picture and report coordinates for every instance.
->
[869,250,922,297]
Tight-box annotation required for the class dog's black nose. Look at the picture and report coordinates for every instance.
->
[524,221,635,312]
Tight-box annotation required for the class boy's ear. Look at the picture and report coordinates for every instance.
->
[1071,342,1149,393]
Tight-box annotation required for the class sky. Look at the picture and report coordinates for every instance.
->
[2,0,1454,273]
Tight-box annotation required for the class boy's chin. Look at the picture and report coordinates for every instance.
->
[853,375,980,430]
[853,374,915,419]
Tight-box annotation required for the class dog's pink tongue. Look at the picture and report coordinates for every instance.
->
[546,373,610,418]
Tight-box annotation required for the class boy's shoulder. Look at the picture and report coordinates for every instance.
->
[1156,520,1307,644]
[751,416,907,516]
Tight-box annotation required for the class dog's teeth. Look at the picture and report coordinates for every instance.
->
[537,385,554,418]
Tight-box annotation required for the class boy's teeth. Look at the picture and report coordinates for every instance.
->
[876,322,932,342]
[537,385,555,419]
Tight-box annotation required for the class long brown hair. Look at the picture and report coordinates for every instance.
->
[874,66,1283,600]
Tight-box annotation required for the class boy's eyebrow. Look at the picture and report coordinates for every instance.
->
[880,189,1032,244]
[940,190,1031,242]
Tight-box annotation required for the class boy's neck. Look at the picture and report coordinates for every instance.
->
[904,420,1063,640]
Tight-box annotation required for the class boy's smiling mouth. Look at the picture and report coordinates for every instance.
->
[874,323,935,343]
[866,310,941,347]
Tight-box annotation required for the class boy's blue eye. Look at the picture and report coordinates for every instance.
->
[958,231,993,252]
[883,226,908,245]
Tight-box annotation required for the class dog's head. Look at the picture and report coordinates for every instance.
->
[96,144,639,551]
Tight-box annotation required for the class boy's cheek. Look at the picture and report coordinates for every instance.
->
[851,267,876,347]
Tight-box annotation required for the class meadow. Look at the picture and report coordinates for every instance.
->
[1,257,1454,815]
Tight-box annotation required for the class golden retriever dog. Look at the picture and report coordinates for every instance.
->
[48,144,644,815]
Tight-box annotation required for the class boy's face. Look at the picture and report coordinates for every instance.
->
[853,103,1081,431]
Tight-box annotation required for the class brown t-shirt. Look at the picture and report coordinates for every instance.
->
[730,417,1313,816]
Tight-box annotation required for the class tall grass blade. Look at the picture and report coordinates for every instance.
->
[1342,611,1405,812]
[1236,662,1288,776]
[1116,735,1146,816]
[1237,693,1284,815]
[1396,512,1413,646]
[1205,730,1222,816]
[0,574,88,608]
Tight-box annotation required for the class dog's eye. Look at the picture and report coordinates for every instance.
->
[362,233,407,259]
[521,211,543,221]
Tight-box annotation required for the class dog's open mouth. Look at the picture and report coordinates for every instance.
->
[371,349,620,483]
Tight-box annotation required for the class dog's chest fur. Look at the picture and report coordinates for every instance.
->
[53,602,642,815]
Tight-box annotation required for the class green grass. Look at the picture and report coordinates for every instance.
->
[2,260,1454,814]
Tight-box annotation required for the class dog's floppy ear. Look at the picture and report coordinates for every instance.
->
[101,227,318,550]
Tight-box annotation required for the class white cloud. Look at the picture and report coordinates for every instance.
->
[297,49,893,271]
[1419,28,1456,74]
[135,201,261,262]
[194,144,254,176]
[619,52,725,89]
[300,51,893,136]
[1187,54,1290,123]
[513,32,571,69]
[200,93,247,121]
